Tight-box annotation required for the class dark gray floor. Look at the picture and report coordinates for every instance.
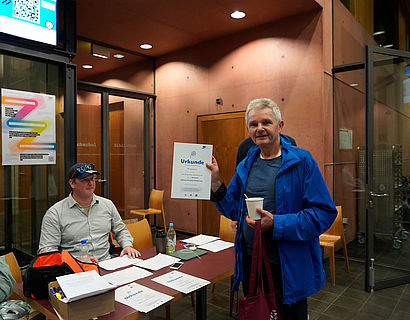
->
[139,257,410,320]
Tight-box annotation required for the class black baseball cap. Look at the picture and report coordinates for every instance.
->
[68,163,100,179]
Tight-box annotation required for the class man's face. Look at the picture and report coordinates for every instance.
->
[69,174,96,198]
[247,107,284,149]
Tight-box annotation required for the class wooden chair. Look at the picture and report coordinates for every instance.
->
[130,189,167,232]
[319,206,350,286]
[124,218,153,251]
[4,252,22,300]
[212,215,236,316]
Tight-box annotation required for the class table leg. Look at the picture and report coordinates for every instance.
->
[195,287,207,320]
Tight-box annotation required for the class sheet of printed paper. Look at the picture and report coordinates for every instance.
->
[199,240,234,252]
[115,282,173,313]
[183,234,219,246]
[171,142,213,200]
[56,270,115,302]
[1,88,56,165]
[102,266,152,286]
[99,255,143,271]
[151,271,210,294]
[135,253,180,271]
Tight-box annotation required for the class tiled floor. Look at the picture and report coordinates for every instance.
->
[139,257,410,320]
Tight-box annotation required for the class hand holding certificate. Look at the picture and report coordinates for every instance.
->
[171,142,213,200]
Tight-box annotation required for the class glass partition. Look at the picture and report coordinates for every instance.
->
[0,54,65,264]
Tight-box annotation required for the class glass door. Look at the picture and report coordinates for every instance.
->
[366,46,410,291]
[76,83,154,220]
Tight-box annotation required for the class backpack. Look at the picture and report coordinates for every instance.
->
[23,250,100,300]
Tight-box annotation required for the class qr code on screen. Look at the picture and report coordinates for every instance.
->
[13,0,40,24]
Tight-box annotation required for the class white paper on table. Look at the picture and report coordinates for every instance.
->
[115,282,173,313]
[102,266,153,286]
[151,271,210,294]
[99,255,143,271]
[171,142,213,200]
[183,234,219,246]
[57,270,115,302]
[134,253,180,271]
[198,240,234,252]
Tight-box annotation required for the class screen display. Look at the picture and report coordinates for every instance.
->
[0,0,57,46]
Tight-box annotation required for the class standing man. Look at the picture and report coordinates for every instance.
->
[38,163,140,261]
[206,98,336,319]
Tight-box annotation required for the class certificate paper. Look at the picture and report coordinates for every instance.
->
[115,282,173,313]
[171,142,213,200]
[152,271,210,294]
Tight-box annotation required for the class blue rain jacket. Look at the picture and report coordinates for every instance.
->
[215,134,337,304]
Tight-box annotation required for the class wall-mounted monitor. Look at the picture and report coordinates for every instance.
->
[0,0,57,46]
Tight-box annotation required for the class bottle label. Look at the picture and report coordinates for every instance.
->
[166,237,176,254]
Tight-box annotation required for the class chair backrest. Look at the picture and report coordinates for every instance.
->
[323,206,343,237]
[219,215,236,242]
[125,218,153,251]
[148,189,164,211]
[4,252,22,283]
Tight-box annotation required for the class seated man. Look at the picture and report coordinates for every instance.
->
[38,163,140,261]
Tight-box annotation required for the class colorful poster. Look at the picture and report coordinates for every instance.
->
[1,88,56,165]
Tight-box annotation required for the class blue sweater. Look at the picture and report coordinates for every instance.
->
[215,135,337,304]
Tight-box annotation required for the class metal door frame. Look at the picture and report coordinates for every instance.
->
[365,45,410,291]
[77,81,156,207]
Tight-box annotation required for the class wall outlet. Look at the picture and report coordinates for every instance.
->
[342,217,348,224]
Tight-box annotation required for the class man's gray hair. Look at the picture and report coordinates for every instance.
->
[245,98,282,125]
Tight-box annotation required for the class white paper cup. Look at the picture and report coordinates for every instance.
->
[245,197,263,220]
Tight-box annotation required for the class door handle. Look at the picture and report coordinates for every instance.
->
[370,191,389,197]
[97,179,107,183]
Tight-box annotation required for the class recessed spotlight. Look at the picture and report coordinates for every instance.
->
[230,11,246,19]
[140,43,153,50]
[373,30,385,36]
[113,53,125,59]
[349,83,359,87]
[82,64,93,69]
[383,44,394,48]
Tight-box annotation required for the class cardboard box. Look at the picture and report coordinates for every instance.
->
[48,281,115,320]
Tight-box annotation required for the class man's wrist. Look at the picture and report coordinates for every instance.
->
[211,181,222,192]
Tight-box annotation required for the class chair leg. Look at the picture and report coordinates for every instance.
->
[329,246,335,286]
[162,210,167,233]
[342,236,350,271]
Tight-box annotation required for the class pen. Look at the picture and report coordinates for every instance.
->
[50,288,55,295]
[57,287,65,298]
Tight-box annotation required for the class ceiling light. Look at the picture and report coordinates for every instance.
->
[82,64,93,69]
[383,44,394,48]
[230,11,246,19]
[91,43,110,59]
[140,43,153,50]
[349,83,359,87]
[373,30,385,36]
[113,53,124,59]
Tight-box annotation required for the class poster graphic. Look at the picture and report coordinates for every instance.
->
[1,88,56,165]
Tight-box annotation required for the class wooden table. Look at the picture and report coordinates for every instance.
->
[15,244,235,320]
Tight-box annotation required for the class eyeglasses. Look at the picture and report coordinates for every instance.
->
[71,164,95,178]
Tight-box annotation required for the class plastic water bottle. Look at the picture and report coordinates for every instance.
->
[78,239,91,262]
[166,223,176,254]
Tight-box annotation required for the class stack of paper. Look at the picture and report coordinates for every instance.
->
[135,253,180,271]
[99,255,143,271]
[152,271,210,294]
[198,240,234,252]
[56,270,115,302]
[115,282,173,313]
[182,234,219,246]
[102,266,152,286]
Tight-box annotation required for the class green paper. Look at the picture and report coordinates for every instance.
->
[169,248,208,261]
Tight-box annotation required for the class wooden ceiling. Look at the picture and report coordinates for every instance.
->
[75,0,321,79]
